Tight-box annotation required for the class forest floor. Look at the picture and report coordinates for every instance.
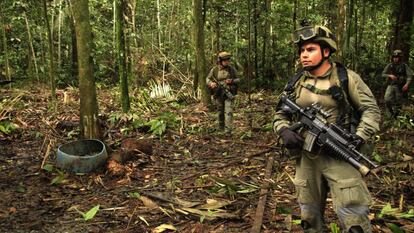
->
[0,85,413,233]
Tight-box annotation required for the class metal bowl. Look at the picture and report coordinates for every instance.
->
[56,139,108,173]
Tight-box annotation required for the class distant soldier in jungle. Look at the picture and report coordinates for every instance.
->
[206,51,240,134]
[273,22,380,233]
[382,49,413,118]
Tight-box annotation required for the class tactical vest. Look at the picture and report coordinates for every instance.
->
[284,62,359,133]
[211,66,238,95]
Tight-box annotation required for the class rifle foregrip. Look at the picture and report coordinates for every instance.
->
[325,139,370,176]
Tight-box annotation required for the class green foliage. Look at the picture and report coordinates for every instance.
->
[0,121,17,135]
[378,203,414,219]
[330,223,340,233]
[146,111,179,137]
[387,223,404,233]
[73,205,100,221]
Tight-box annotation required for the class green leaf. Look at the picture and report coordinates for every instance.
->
[379,203,399,218]
[330,223,340,233]
[50,173,66,185]
[43,164,54,172]
[128,192,141,198]
[387,223,404,233]
[292,219,301,225]
[82,205,100,221]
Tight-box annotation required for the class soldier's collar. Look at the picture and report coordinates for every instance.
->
[304,62,333,79]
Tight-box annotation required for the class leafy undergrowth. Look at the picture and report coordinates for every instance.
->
[0,86,413,233]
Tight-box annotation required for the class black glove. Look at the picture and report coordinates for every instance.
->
[278,127,304,149]
[351,134,365,150]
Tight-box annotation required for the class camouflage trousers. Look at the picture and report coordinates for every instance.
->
[215,97,233,132]
[293,151,372,233]
[384,85,402,117]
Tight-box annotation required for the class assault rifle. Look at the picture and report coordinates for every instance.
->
[209,77,235,100]
[279,95,378,176]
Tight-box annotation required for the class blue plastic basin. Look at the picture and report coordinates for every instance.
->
[56,139,108,173]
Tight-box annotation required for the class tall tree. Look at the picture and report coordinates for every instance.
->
[42,0,56,101]
[71,0,101,139]
[0,10,11,82]
[115,0,130,112]
[393,0,413,62]
[337,0,346,62]
[193,0,209,105]
[23,11,39,82]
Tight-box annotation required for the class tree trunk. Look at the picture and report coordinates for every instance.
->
[23,11,39,82]
[43,0,56,101]
[262,0,271,80]
[57,0,63,69]
[115,0,130,112]
[345,0,354,62]
[71,0,101,139]
[68,3,78,80]
[253,0,258,79]
[193,0,209,105]
[393,0,413,62]
[337,0,346,62]
[1,11,11,82]
[156,0,162,49]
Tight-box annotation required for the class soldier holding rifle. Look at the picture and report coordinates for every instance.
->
[273,22,380,233]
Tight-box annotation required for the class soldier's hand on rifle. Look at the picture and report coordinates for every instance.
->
[402,83,409,92]
[389,74,398,81]
[278,127,304,149]
[350,134,365,150]
[208,82,218,89]
[225,79,233,85]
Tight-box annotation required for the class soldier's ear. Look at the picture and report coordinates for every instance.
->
[322,47,331,58]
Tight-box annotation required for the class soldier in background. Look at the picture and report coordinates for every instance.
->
[206,51,240,134]
[382,49,413,118]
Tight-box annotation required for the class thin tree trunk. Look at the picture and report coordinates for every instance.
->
[345,0,354,61]
[1,11,11,82]
[24,11,39,82]
[156,0,161,49]
[337,0,346,62]
[353,0,358,70]
[115,0,130,112]
[71,0,101,139]
[253,0,258,79]
[43,0,56,101]
[262,0,271,80]
[57,0,63,69]
[193,0,209,105]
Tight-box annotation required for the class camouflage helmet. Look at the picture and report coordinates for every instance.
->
[217,51,232,61]
[292,25,338,53]
[392,49,402,57]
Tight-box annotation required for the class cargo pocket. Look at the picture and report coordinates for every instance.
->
[334,178,372,207]
[293,178,314,204]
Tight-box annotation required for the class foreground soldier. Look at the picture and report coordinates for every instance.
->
[206,51,240,133]
[273,24,380,232]
[382,49,413,118]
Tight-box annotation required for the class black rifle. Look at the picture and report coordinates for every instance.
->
[209,76,235,100]
[279,95,378,176]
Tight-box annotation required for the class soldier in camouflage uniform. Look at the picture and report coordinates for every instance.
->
[273,24,380,233]
[382,49,413,118]
[206,51,240,133]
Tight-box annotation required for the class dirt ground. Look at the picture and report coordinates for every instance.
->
[0,87,413,233]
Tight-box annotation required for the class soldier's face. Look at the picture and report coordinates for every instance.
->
[300,42,325,67]
[221,59,230,67]
[392,56,401,63]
